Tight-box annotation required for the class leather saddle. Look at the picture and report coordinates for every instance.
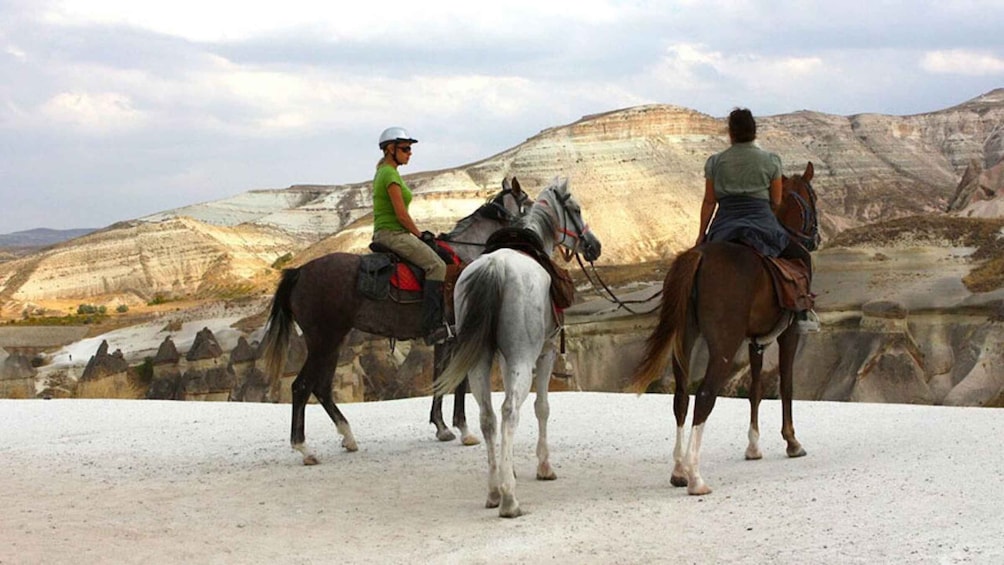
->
[760,255,814,312]
[484,227,576,310]
[357,240,462,307]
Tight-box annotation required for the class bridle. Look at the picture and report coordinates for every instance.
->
[782,177,821,251]
[539,189,593,261]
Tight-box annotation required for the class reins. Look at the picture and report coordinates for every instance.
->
[573,253,663,315]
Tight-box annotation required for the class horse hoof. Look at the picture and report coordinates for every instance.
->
[670,475,688,488]
[536,468,557,481]
[436,429,457,442]
[485,494,501,509]
[461,434,481,446]
[745,449,763,460]
[500,508,523,518]
[687,483,712,496]
[303,454,319,466]
[788,446,807,458]
[342,439,359,452]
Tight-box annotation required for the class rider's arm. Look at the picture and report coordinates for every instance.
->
[769,177,783,211]
[696,178,717,247]
[388,183,421,237]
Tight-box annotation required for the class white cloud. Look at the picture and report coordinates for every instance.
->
[39,91,146,132]
[44,0,626,43]
[921,49,1004,76]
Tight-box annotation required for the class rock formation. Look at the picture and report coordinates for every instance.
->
[78,340,141,399]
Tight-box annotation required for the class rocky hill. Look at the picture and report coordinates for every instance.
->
[2,90,1004,406]
[2,90,1002,316]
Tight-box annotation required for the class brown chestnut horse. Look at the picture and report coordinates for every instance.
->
[630,161,819,495]
[261,179,530,465]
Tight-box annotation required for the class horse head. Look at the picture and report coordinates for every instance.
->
[545,177,602,262]
[778,162,821,251]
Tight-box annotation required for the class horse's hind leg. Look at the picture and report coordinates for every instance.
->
[533,346,557,481]
[778,331,807,458]
[310,355,358,454]
[670,355,690,487]
[745,342,765,461]
[466,351,501,509]
[290,360,321,465]
[498,359,534,518]
[685,332,744,495]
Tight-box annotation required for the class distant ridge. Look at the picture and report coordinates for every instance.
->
[0,228,96,248]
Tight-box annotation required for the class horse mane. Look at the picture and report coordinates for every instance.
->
[516,181,561,250]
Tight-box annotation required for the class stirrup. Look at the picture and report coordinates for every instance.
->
[551,353,575,379]
[424,323,454,346]
[796,309,820,334]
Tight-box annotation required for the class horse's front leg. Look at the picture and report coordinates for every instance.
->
[745,342,765,461]
[533,346,557,481]
[498,361,532,518]
[778,330,807,458]
[452,377,480,446]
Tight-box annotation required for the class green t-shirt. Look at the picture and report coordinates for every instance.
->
[372,164,412,232]
[704,142,782,200]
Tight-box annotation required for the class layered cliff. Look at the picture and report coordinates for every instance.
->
[3,90,1003,314]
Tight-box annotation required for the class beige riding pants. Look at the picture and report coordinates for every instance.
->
[372,229,446,282]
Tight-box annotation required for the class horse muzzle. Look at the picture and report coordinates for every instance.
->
[581,233,602,262]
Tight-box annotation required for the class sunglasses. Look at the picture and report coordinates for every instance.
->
[397,145,412,154]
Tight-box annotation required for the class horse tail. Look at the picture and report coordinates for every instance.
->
[628,248,702,394]
[261,267,300,379]
[431,261,502,397]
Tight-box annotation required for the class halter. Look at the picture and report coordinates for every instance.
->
[537,189,592,261]
[782,178,821,251]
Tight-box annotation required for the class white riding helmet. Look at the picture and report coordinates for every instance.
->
[378,127,418,149]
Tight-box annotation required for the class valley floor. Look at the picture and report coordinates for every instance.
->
[1,393,1002,564]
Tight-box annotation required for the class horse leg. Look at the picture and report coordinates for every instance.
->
[309,357,358,454]
[453,377,479,446]
[430,344,456,442]
[290,365,317,465]
[684,334,743,495]
[498,359,533,518]
[745,343,764,461]
[778,330,807,458]
[533,347,557,481]
[670,355,690,487]
[466,351,501,509]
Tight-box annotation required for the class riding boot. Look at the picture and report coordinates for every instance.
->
[421,280,452,345]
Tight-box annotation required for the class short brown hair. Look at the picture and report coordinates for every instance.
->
[728,108,756,143]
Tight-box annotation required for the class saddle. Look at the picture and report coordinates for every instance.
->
[357,240,462,306]
[483,227,576,310]
[759,254,814,312]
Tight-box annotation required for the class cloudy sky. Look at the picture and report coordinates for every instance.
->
[2,0,1002,234]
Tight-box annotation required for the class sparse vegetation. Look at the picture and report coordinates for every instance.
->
[831,216,1004,293]
[147,293,175,306]
[116,304,129,313]
[271,252,293,270]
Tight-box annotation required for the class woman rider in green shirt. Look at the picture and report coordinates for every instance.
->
[372,127,451,344]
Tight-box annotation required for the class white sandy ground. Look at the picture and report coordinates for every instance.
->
[2,395,1003,564]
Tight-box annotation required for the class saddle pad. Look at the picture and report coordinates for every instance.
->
[391,263,423,292]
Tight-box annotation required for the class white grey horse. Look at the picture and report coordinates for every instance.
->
[433,177,601,518]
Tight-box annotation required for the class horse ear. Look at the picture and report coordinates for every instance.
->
[502,177,512,191]
[803,162,814,182]
[512,177,521,194]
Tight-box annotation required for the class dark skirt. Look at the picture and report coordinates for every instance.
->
[707,196,790,257]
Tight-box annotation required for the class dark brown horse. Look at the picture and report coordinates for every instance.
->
[630,161,819,495]
[261,179,530,465]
